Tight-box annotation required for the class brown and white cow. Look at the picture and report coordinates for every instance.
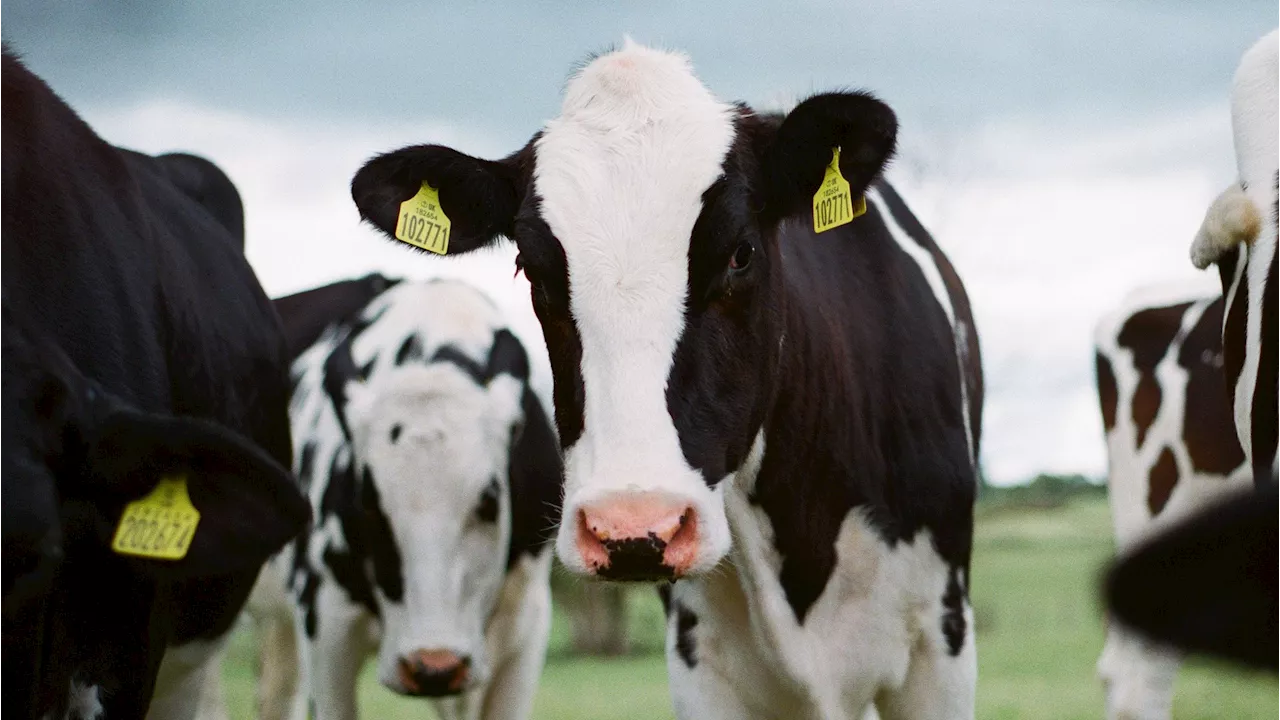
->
[1094,286,1252,719]
[351,40,982,719]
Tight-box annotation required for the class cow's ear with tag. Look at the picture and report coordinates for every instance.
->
[81,407,311,579]
[351,138,536,256]
[758,92,897,224]
[1105,483,1278,671]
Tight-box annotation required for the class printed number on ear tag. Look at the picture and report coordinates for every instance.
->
[395,182,452,255]
[813,147,866,234]
[111,476,201,560]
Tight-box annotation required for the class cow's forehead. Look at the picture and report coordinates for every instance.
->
[533,41,737,300]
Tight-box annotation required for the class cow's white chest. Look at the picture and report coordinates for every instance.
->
[668,477,954,718]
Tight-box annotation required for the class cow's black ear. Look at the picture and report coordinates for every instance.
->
[351,140,534,256]
[82,409,311,579]
[760,92,897,222]
[1104,483,1278,671]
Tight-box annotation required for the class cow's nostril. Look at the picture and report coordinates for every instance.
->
[396,650,470,697]
[574,494,700,581]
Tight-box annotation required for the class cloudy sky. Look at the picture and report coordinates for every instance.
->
[5,2,1275,484]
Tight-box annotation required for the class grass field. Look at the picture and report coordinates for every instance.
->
[220,497,1277,718]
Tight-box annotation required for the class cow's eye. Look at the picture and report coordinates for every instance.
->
[389,423,403,443]
[729,242,754,272]
[476,478,501,523]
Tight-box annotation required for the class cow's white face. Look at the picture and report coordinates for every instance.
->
[533,43,739,580]
[345,363,523,695]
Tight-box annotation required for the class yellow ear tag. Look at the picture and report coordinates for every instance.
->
[812,147,866,234]
[111,475,201,560]
[394,182,451,255]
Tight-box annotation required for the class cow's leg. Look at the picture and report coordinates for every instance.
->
[145,636,229,720]
[1097,622,1179,720]
[302,581,374,720]
[875,602,977,720]
[247,559,300,720]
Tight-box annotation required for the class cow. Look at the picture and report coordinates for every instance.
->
[351,40,983,719]
[1093,287,1253,719]
[1188,28,1278,486]
[1,48,309,719]
[247,278,564,720]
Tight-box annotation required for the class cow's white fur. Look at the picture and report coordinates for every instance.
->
[534,40,738,576]
[241,281,554,720]
[1093,290,1251,720]
[1232,30,1278,476]
[1189,183,1262,270]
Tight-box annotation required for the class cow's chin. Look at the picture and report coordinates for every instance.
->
[554,484,732,583]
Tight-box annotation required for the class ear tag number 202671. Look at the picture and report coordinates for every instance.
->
[813,147,866,234]
[111,476,201,560]
[395,182,452,255]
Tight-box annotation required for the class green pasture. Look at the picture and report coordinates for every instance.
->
[220,497,1276,719]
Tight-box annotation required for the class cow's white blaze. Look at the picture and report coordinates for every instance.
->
[1228,28,1277,472]
[345,359,523,689]
[534,40,737,574]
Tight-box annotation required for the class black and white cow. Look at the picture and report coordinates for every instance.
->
[250,279,563,720]
[352,41,982,719]
[1093,287,1252,719]
[1188,28,1278,486]
[1,48,309,719]
[273,273,402,360]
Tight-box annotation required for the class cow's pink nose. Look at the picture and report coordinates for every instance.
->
[576,493,698,580]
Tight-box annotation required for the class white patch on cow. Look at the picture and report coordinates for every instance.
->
[1227,28,1278,472]
[1189,183,1261,269]
[146,637,228,720]
[867,187,976,466]
[1094,290,1252,719]
[534,40,738,574]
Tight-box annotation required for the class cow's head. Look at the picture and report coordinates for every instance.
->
[352,41,896,581]
[330,333,530,697]
[2,303,310,717]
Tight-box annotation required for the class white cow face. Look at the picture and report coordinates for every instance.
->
[345,363,524,696]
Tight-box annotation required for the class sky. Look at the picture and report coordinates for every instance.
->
[4,1,1276,485]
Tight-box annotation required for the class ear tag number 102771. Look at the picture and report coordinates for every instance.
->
[395,182,452,255]
[111,475,201,560]
[813,147,866,234]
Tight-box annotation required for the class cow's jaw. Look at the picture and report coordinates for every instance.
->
[535,41,738,580]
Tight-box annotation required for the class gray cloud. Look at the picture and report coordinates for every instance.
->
[5,1,1275,149]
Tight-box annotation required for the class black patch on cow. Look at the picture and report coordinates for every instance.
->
[941,566,967,656]
[487,329,531,381]
[431,345,487,383]
[1118,303,1189,448]
[321,305,390,439]
[316,451,379,614]
[1251,247,1278,485]
[1221,248,1247,419]
[395,333,424,365]
[297,441,318,490]
[1096,353,1119,433]
[361,467,405,603]
[476,478,500,523]
[1147,447,1178,516]
[505,388,564,569]
[656,584,673,615]
[1177,299,1245,475]
[299,572,321,638]
[674,602,699,668]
